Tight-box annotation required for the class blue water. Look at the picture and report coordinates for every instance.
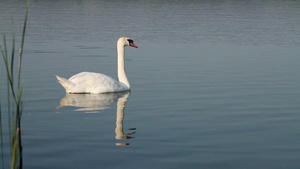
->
[1,0,300,169]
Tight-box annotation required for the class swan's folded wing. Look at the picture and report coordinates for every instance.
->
[56,75,87,93]
[68,72,124,93]
[58,72,128,93]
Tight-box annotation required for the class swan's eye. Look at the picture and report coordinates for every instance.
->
[127,39,138,48]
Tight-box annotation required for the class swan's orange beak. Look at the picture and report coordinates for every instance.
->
[129,42,138,48]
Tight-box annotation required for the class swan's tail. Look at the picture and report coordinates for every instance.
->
[56,75,77,93]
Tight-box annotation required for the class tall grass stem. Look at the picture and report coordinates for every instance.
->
[0,1,29,169]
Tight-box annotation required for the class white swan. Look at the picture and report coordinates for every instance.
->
[56,37,138,94]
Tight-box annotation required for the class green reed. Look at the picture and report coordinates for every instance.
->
[0,1,29,169]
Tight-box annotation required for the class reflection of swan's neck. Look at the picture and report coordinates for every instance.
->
[117,43,130,88]
[115,96,128,140]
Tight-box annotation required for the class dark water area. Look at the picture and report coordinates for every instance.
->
[1,0,300,169]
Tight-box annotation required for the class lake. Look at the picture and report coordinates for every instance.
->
[1,0,300,169]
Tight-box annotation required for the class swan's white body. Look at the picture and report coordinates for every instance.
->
[56,37,138,94]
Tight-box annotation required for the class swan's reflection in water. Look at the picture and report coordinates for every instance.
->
[57,91,136,146]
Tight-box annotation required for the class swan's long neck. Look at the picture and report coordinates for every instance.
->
[117,43,130,89]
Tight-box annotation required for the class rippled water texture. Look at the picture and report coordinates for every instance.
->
[1,0,300,169]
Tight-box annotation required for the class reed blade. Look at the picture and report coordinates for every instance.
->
[18,1,29,89]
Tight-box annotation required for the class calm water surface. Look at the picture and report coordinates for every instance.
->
[1,0,300,169]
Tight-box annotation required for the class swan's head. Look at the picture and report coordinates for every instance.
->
[118,37,138,48]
